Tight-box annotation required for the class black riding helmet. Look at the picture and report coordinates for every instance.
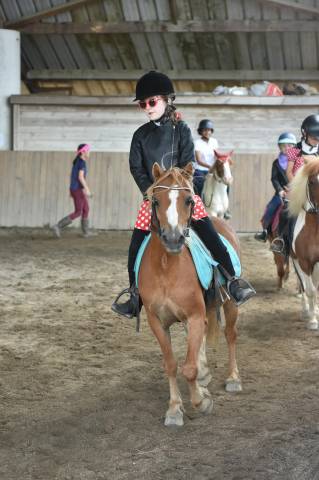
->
[134,71,175,101]
[197,119,214,135]
[301,114,319,141]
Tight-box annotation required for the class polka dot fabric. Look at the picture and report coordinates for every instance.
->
[286,147,303,177]
[134,194,208,231]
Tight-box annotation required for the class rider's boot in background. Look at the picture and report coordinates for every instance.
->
[224,209,232,220]
[192,217,256,306]
[254,229,267,242]
[81,218,97,237]
[111,229,149,318]
[52,216,72,238]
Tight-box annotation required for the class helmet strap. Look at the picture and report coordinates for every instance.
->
[301,139,319,155]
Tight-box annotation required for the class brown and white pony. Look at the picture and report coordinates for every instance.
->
[202,150,233,218]
[139,163,241,427]
[289,159,319,330]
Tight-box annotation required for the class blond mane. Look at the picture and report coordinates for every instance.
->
[289,159,319,216]
[147,167,194,201]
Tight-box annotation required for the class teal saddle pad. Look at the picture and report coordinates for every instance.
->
[134,229,241,290]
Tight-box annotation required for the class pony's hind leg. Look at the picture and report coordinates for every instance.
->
[223,300,242,392]
[146,310,184,426]
[182,315,213,415]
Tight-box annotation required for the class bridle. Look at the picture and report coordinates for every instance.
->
[304,179,319,214]
[151,185,195,238]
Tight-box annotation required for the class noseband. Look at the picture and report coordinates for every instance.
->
[151,185,194,238]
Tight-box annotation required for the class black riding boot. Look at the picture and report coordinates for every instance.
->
[192,217,256,306]
[111,229,149,318]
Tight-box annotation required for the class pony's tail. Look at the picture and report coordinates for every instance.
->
[206,308,220,347]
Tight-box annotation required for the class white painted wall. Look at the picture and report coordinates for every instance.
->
[0,30,20,150]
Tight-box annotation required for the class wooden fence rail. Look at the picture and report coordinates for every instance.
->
[0,151,276,232]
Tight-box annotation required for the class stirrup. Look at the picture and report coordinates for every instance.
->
[227,277,256,307]
[270,237,285,255]
[111,285,141,332]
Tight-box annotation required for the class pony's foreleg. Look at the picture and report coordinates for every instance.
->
[183,323,212,387]
[294,261,318,330]
[182,315,213,415]
[273,253,285,290]
[197,335,212,387]
[223,300,242,392]
[146,310,184,426]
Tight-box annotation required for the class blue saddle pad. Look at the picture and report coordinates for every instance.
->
[134,229,241,290]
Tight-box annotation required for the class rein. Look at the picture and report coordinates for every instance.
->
[151,184,194,238]
[304,180,319,214]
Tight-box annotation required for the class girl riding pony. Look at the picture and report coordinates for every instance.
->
[255,132,296,242]
[270,115,319,255]
[112,71,255,319]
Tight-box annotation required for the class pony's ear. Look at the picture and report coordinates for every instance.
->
[152,162,163,180]
[182,162,194,178]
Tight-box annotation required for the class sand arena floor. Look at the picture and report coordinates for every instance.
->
[0,229,318,480]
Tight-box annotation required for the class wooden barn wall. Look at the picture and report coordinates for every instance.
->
[0,151,275,232]
[12,97,319,154]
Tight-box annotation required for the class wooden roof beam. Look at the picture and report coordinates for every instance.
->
[256,0,319,16]
[19,20,319,34]
[4,0,99,29]
[27,69,319,82]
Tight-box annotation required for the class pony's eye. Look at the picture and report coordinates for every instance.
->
[153,198,159,207]
[185,196,194,207]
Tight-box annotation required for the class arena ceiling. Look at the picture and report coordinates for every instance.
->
[1,0,319,95]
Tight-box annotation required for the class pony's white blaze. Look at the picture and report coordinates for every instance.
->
[167,189,179,228]
[292,209,306,252]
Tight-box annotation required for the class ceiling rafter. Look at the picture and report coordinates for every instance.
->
[256,0,319,16]
[16,19,319,34]
[4,0,99,29]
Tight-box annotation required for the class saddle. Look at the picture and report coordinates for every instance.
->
[134,229,241,291]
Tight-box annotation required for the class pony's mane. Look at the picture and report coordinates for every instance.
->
[289,159,319,216]
[147,167,194,201]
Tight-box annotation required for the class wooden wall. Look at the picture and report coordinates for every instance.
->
[0,151,275,232]
[11,95,319,154]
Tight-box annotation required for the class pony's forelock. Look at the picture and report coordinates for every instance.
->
[147,167,194,201]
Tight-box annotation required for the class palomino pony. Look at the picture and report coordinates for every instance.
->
[202,150,233,218]
[138,163,242,427]
[289,159,319,330]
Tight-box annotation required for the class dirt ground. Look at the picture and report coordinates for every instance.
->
[0,228,318,480]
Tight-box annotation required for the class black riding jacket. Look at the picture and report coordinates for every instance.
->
[129,118,195,195]
[271,159,289,194]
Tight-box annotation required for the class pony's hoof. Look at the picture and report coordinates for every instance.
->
[197,372,212,387]
[197,397,214,415]
[225,379,242,392]
[307,319,318,330]
[164,409,184,427]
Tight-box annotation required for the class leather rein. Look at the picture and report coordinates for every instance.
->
[304,180,319,214]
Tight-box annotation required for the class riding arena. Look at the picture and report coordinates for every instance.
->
[1,1,319,479]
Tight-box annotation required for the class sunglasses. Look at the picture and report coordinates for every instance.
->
[138,97,160,110]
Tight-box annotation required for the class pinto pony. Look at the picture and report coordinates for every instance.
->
[138,163,241,427]
[289,159,319,330]
[202,150,233,218]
